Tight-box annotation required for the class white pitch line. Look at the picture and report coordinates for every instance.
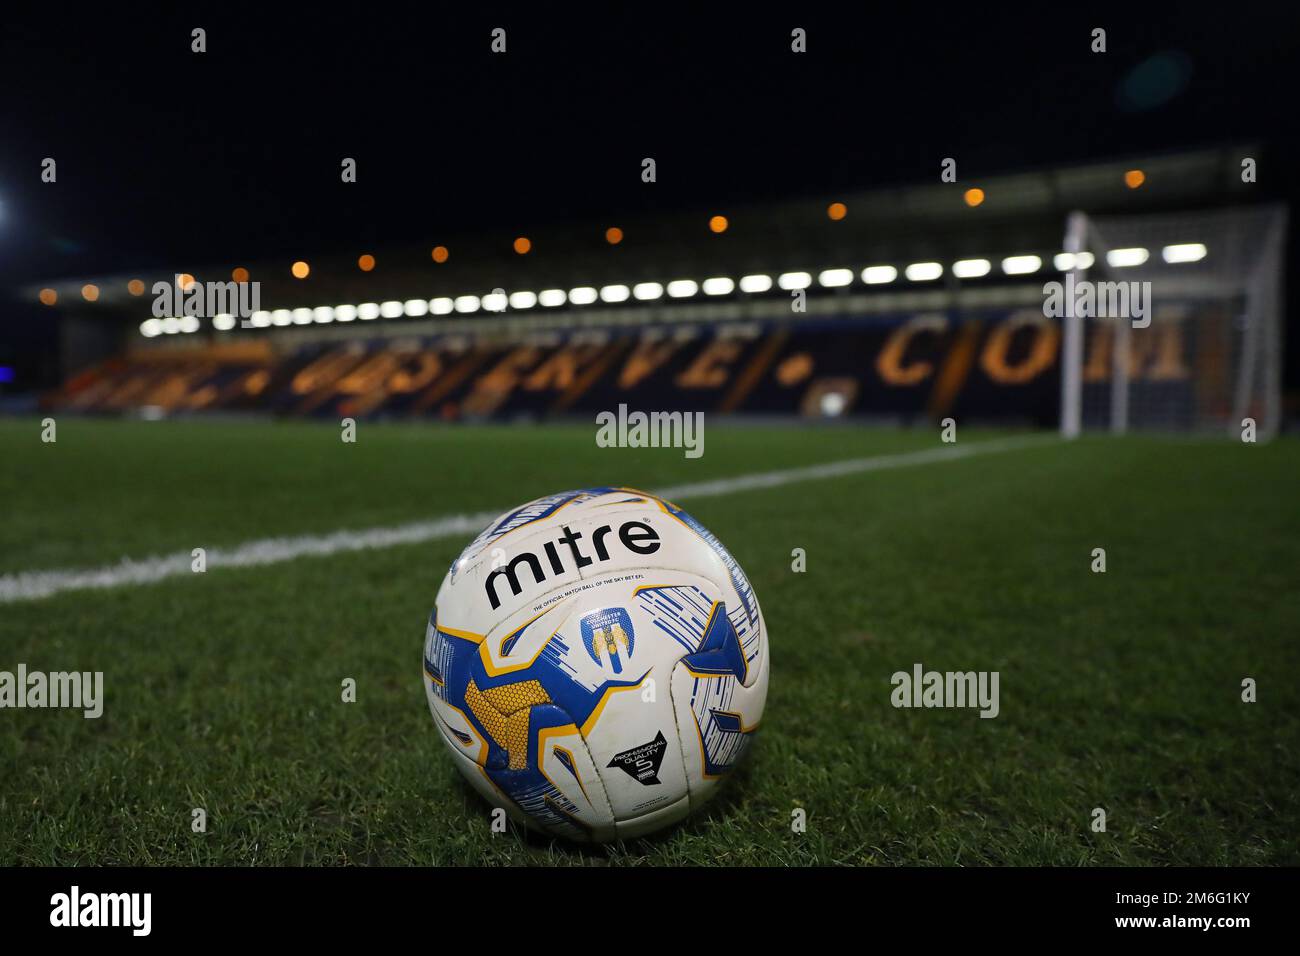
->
[0,434,1054,603]
[653,433,1051,502]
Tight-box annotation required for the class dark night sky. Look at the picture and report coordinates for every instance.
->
[1,5,1298,324]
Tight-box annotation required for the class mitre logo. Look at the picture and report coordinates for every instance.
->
[484,520,660,610]
[607,731,667,785]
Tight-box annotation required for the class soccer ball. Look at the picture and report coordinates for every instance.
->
[422,486,769,842]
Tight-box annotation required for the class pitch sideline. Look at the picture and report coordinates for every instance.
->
[0,435,1055,603]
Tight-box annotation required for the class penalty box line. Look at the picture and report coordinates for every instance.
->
[0,434,1055,604]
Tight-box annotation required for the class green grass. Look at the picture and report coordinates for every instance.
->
[1,418,1297,865]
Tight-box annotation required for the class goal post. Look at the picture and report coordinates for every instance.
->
[1058,205,1286,440]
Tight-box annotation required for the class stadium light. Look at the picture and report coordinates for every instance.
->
[216,252,1152,338]
[162,317,181,334]
[140,318,162,337]
[1001,255,1042,275]
[1054,252,1095,271]
[1161,243,1207,264]
[1107,247,1149,268]
[862,266,898,285]
[952,259,991,278]
[820,392,847,416]
[904,262,943,281]
[213,313,237,331]
[817,269,854,288]
[179,316,201,334]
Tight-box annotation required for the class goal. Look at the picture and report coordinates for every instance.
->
[1059,205,1285,439]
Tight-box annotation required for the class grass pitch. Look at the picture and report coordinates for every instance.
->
[1,418,1297,865]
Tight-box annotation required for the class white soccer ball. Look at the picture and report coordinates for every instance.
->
[423,486,769,842]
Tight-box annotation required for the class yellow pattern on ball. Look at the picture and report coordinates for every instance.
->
[465,678,552,770]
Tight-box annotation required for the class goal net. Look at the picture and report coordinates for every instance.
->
[1059,205,1285,439]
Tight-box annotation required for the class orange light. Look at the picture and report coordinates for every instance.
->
[827,202,847,221]
[291,261,310,279]
[1124,169,1145,189]
[358,254,376,272]
[127,279,145,296]
[708,215,728,234]
[964,188,985,208]
[605,226,624,245]
[177,273,196,290]
[82,284,100,302]
[513,236,532,255]
[232,267,250,283]
[39,288,57,306]
[431,245,449,263]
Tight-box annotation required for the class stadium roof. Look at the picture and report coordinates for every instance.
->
[27,143,1259,331]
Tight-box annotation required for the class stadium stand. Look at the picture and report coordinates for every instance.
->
[36,146,1275,431]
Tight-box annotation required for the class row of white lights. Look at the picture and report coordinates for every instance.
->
[140,243,1207,337]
